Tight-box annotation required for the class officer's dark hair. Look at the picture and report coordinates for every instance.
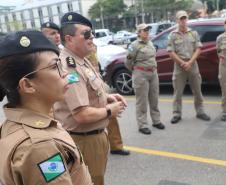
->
[0,53,39,107]
[60,24,77,45]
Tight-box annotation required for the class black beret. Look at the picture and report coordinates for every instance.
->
[61,12,92,28]
[41,22,60,31]
[0,30,59,59]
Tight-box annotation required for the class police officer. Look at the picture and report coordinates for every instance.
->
[0,30,92,184]
[167,10,210,124]
[125,23,165,135]
[53,12,127,185]
[87,48,130,156]
[216,20,226,121]
[41,21,64,49]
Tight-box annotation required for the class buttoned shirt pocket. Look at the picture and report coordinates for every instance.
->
[87,77,103,106]
[174,39,183,52]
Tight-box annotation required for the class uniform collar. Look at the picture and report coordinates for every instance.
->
[138,38,148,44]
[62,47,85,66]
[4,107,58,129]
[174,27,191,33]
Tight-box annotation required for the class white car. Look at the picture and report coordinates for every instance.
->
[93,39,127,71]
[95,29,114,44]
[113,30,137,44]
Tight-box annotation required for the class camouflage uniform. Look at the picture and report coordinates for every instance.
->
[167,28,207,118]
[216,32,226,120]
[125,38,162,129]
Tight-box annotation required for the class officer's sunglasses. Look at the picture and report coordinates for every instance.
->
[22,58,64,79]
[81,29,95,40]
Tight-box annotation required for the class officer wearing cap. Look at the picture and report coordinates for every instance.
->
[125,23,165,135]
[167,10,210,124]
[53,12,127,185]
[87,46,130,156]
[216,20,226,121]
[0,30,92,184]
[41,21,63,49]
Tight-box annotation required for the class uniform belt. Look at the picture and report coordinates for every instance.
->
[68,129,104,136]
[181,58,190,61]
[133,66,155,72]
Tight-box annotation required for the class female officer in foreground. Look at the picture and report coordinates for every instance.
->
[0,30,92,185]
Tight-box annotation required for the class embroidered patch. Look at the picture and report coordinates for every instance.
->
[66,57,76,67]
[38,153,66,183]
[128,45,133,52]
[67,72,79,84]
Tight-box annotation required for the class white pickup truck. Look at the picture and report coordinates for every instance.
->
[95,29,114,44]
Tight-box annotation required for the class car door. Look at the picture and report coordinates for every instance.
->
[190,24,224,83]
[153,30,174,84]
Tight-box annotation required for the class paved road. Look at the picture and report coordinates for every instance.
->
[105,86,226,185]
[0,86,225,185]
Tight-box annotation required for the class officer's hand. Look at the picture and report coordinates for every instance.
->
[184,62,192,71]
[110,93,127,107]
[107,94,117,103]
[106,102,125,117]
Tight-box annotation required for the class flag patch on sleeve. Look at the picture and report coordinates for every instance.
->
[38,153,66,182]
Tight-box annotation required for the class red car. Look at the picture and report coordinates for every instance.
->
[103,18,225,95]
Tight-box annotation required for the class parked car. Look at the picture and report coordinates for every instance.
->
[93,39,127,73]
[147,22,174,38]
[113,30,137,44]
[95,29,114,44]
[103,18,225,95]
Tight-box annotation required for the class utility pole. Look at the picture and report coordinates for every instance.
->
[132,0,138,25]
[141,0,145,23]
[216,0,219,15]
[100,5,105,28]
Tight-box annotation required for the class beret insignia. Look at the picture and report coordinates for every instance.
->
[66,56,76,67]
[46,23,50,27]
[68,15,73,21]
[20,36,30,47]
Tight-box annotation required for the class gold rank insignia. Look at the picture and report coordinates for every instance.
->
[66,56,76,67]
[68,15,73,21]
[20,36,30,47]
[97,91,102,97]
[35,120,45,126]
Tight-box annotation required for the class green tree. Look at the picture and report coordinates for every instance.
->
[88,0,126,19]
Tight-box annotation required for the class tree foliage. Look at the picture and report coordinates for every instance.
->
[88,0,127,19]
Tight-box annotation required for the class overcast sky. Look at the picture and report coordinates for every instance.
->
[0,0,25,6]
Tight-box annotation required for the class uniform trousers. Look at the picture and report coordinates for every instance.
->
[70,131,109,185]
[219,63,226,115]
[107,117,123,151]
[132,70,161,129]
[172,71,204,116]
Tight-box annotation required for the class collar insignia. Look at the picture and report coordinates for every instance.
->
[35,120,45,126]
[66,56,76,67]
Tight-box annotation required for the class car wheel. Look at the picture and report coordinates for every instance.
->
[113,69,134,95]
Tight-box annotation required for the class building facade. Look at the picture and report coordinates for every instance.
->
[0,0,81,33]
